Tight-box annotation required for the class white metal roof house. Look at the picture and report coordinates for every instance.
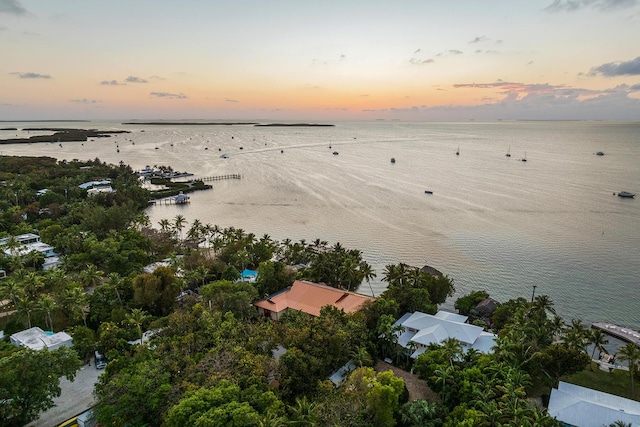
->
[10,327,73,351]
[0,233,60,270]
[548,381,640,427]
[394,310,497,358]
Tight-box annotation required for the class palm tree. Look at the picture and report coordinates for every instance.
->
[105,272,124,306]
[0,277,24,307]
[350,346,373,367]
[441,337,463,368]
[359,261,377,297]
[173,214,187,241]
[158,218,172,233]
[16,295,35,329]
[617,342,640,399]
[80,264,103,288]
[564,319,589,353]
[288,396,319,426]
[38,294,57,331]
[45,268,68,292]
[24,271,45,299]
[532,294,556,317]
[588,328,609,370]
[187,218,203,241]
[432,365,455,405]
[60,286,88,326]
[3,235,22,258]
[126,308,150,344]
[256,412,287,427]
[236,249,251,274]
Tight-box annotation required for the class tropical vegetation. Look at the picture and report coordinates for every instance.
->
[0,155,638,426]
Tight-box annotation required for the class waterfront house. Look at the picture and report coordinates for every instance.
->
[254,280,374,320]
[548,381,640,427]
[394,310,497,358]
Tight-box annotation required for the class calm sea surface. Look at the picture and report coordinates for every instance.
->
[2,120,639,327]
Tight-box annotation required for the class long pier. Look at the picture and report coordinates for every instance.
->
[591,322,640,346]
[199,174,241,182]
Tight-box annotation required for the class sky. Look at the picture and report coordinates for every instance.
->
[1,0,640,121]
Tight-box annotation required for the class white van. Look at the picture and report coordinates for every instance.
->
[94,351,107,369]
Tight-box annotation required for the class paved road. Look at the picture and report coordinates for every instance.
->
[27,360,102,427]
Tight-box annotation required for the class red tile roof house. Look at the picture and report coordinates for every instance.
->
[254,280,374,320]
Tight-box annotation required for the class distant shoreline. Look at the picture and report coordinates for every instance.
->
[121,122,334,127]
[0,129,129,144]
[254,123,335,127]
[122,122,259,126]
[0,120,90,123]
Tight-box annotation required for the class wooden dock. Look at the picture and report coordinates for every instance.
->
[200,174,241,182]
[592,322,640,346]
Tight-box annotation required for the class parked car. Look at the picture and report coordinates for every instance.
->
[94,351,107,369]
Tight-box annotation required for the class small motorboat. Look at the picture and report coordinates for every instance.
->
[220,154,229,159]
[333,151,339,155]
[391,158,396,163]
[596,151,604,156]
[617,191,635,198]
[424,190,433,195]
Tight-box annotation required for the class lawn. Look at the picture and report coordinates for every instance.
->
[562,361,639,402]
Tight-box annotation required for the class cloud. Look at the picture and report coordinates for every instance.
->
[150,92,187,99]
[545,0,638,12]
[149,75,166,80]
[409,58,435,65]
[126,76,148,83]
[414,48,421,54]
[11,72,51,79]
[587,56,640,76]
[360,82,640,120]
[100,80,122,85]
[225,98,239,103]
[469,36,488,44]
[436,49,463,57]
[70,98,101,104]
[0,0,27,15]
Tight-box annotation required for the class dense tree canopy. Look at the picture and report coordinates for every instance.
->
[0,347,81,427]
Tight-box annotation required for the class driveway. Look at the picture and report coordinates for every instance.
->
[27,360,103,427]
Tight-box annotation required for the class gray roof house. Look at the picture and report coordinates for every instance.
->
[548,381,640,427]
[394,310,497,358]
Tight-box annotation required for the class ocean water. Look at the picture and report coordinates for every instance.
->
[2,120,639,327]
